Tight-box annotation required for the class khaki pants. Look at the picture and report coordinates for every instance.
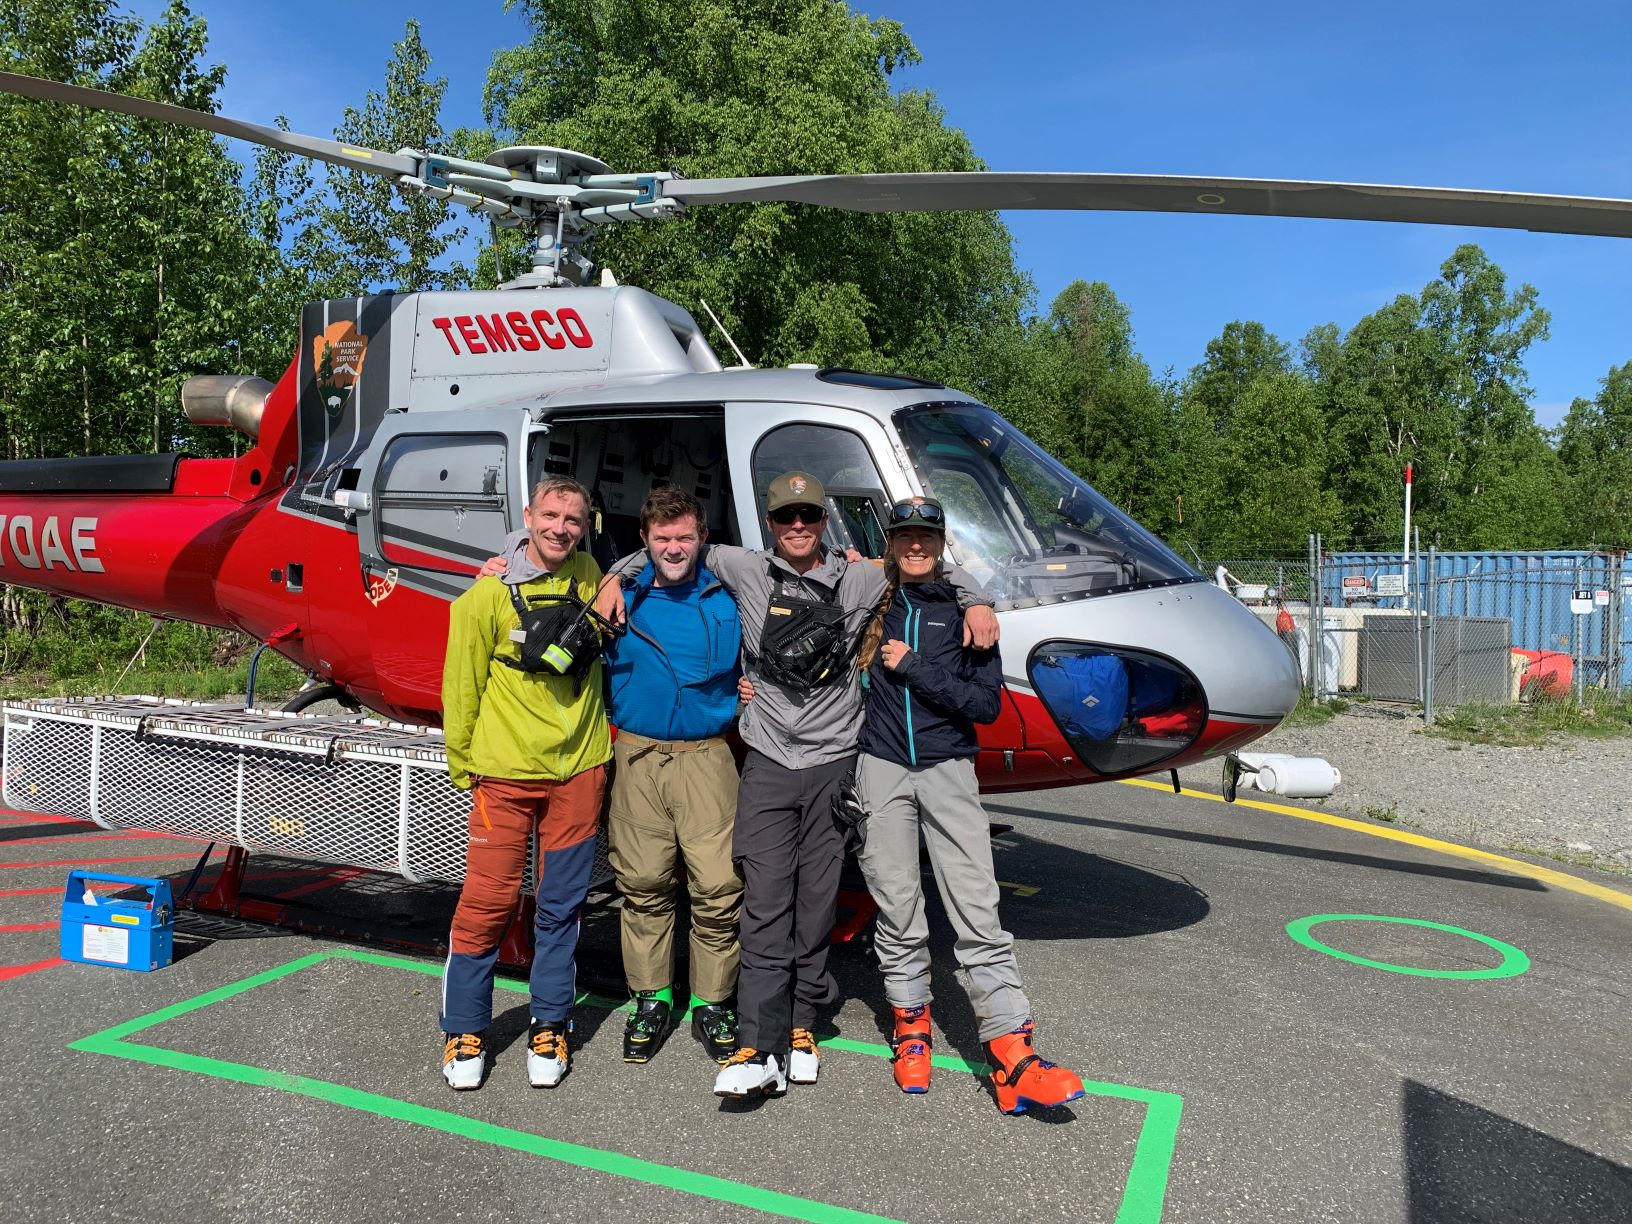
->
[608,732,742,1002]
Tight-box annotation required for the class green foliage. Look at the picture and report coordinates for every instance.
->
[1555,362,1632,549]
[0,598,305,700]
[1169,322,1338,551]
[314,19,469,295]
[1307,245,1562,549]
[0,0,280,459]
[1282,696,1349,727]
[479,0,1029,379]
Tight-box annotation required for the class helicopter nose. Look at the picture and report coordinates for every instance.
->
[1010,580,1303,778]
[1190,582,1302,721]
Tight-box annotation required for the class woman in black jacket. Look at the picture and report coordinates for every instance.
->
[853,497,1084,1114]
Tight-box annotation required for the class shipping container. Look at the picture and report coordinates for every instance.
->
[1321,550,1628,690]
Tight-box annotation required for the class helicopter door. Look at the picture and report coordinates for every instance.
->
[351,408,529,600]
[727,408,910,552]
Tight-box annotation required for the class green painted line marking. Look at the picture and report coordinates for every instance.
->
[332,948,626,1009]
[819,1035,988,1075]
[818,1035,1180,1224]
[74,1034,900,1224]
[1285,913,1531,979]
[71,949,1182,1224]
[65,952,330,1045]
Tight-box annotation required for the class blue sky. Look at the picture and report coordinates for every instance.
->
[129,0,1632,427]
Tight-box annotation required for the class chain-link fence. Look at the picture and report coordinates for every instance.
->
[1202,552,1319,693]
[1199,544,1629,715]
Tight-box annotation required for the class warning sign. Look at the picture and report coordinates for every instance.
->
[1375,574,1406,597]
[1341,575,1370,600]
[1571,589,1593,615]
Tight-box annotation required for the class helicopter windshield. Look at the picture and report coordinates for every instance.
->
[894,403,1197,607]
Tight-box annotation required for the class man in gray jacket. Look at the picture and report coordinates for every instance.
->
[598,472,997,1099]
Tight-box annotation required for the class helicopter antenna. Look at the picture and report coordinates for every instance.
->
[699,299,753,368]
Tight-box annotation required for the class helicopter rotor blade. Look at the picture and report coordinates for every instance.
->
[662,172,1632,240]
[0,70,420,178]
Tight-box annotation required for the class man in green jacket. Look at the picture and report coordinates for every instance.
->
[438,476,612,1092]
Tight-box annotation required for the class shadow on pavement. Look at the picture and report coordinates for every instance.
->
[986,802,1545,893]
[1404,1079,1632,1223]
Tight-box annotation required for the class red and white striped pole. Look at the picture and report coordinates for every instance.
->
[1402,462,1414,610]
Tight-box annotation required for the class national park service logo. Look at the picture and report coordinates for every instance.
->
[789,476,808,496]
[314,322,369,418]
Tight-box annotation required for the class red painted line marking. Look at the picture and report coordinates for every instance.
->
[0,957,63,983]
[0,854,199,870]
[0,886,65,897]
[1,830,208,847]
[275,867,368,901]
[0,812,89,826]
[0,921,57,933]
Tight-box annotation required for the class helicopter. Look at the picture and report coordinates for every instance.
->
[2,69,1630,834]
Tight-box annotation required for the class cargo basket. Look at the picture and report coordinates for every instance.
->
[1,697,609,887]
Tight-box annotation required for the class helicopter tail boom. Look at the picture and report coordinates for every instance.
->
[0,460,252,627]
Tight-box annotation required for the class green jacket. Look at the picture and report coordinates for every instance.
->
[441,551,612,789]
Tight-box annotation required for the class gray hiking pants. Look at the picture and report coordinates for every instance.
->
[855,753,1031,1041]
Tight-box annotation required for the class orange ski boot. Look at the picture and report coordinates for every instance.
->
[985,1021,1085,1115]
[889,1004,933,1094]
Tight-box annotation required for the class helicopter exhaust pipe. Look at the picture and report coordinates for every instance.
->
[181,374,273,442]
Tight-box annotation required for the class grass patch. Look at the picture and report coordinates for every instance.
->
[0,654,305,703]
[1283,696,1350,727]
[1427,695,1632,747]
[0,606,306,705]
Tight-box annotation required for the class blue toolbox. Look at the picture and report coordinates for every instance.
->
[60,870,174,972]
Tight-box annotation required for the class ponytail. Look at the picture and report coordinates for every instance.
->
[856,559,901,673]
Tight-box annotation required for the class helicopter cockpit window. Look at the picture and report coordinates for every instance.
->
[894,403,1198,608]
[527,412,737,572]
[751,423,890,556]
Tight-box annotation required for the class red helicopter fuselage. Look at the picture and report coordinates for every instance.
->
[0,287,1295,795]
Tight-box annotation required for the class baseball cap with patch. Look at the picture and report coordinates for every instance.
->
[765,471,827,513]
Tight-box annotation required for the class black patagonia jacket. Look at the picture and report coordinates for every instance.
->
[858,579,1002,767]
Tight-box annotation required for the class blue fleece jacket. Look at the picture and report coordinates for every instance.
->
[858,580,1002,767]
[605,561,742,740]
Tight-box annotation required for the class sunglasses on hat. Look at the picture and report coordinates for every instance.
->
[769,504,826,526]
[887,501,945,528]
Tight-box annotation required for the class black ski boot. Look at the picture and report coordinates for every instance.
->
[622,992,674,1063]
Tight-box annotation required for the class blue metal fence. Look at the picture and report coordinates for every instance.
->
[1323,550,1629,690]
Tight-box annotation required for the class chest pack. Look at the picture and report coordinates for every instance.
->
[755,561,857,693]
[501,583,605,683]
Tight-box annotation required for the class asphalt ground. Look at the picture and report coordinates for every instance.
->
[2,781,1630,1224]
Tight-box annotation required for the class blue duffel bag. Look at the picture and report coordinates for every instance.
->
[1032,652,1129,740]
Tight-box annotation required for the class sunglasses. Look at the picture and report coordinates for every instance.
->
[769,505,826,526]
[888,501,945,527]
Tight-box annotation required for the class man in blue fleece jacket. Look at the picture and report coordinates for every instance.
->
[601,485,744,1065]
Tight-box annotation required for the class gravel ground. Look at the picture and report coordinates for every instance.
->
[1174,705,1632,875]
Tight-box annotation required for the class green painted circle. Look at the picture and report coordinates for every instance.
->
[1284,914,1530,979]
